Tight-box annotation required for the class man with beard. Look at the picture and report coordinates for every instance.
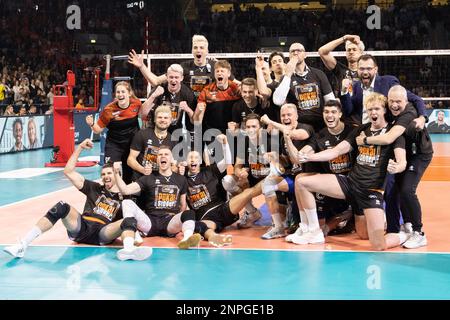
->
[293,93,408,250]
[4,139,153,261]
[114,146,202,249]
[128,105,176,181]
[284,100,355,243]
[257,103,314,239]
[356,85,433,248]
[182,135,263,247]
[318,34,363,98]
[228,77,267,132]
[273,42,335,132]
[340,54,427,128]
[142,64,196,135]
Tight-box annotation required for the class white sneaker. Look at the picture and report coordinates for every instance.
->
[134,232,144,246]
[400,222,413,234]
[4,241,27,258]
[308,229,325,244]
[117,246,153,261]
[286,223,308,243]
[261,225,285,240]
[403,231,427,249]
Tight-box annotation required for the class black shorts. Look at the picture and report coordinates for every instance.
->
[315,193,349,220]
[335,175,384,215]
[68,217,111,245]
[146,213,176,237]
[200,202,238,233]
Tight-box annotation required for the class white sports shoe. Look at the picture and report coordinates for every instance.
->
[4,241,27,258]
[116,246,153,261]
[286,223,308,243]
[134,232,144,246]
[177,233,202,249]
[403,231,427,249]
[307,229,325,244]
[400,222,413,234]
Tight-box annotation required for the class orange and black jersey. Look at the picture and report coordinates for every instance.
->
[238,134,278,179]
[186,164,227,218]
[136,172,187,216]
[130,127,176,173]
[308,124,356,174]
[97,98,142,144]
[345,123,405,190]
[181,58,235,98]
[80,179,124,225]
[198,81,241,133]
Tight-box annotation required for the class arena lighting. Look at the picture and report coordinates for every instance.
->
[300,1,310,7]
[90,39,96,44]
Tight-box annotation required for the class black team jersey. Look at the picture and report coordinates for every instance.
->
[136,172,187,216]
[186,164,227,218]
[308,123,355,174]
[237,134,276,180]
[345,123,405,190]
[130,128,176,173]
[231,99,267,129]
[283,66,333,131]
[149,83,196,133]
[280,123,315,175]
[80,180,124,224]
[329,60,359,98]
[393,104,433,158]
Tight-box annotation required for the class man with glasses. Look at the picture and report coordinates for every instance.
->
[273,43,335,131]
[340,54,427,127]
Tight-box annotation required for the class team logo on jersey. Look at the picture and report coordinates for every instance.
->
[93,195,120,221]
[369,194,377,199]
[188,184,212,209]
[155,185,179,209]
[325,140,330,147]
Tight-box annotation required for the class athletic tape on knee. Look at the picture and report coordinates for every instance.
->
[180,210,195,223]
[45,201,70,225]
[120,217,137,232]
[222,175,241,194]
[194,221,209,236]
[262,177,278,197]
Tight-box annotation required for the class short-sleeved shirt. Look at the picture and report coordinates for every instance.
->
[97,98,141,145]
[136,172,187,216]
[198,81,241,133]
[186,164,226,217]
[237,134,276,180]
[329,60,359,97]
[149,83,196,133]
[231,99,267,129]
[130,128,176,172]
[308,124,356,174]
[283,66,333,130]
[345,123,405,191]
[80,180,124,224]
[280,122,315,175]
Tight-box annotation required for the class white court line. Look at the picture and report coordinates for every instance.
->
[0,186,75,209]
[0,167,64,179]
[0,243,448,255]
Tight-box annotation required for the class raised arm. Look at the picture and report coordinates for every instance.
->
[215,134,232,173]
[273,57,298,106]
[112,162,142,195]
[85,114,104,134]
[128,49,167,86]
[318,35,360,70]
[64,139,93,189]
[255,55,271,98]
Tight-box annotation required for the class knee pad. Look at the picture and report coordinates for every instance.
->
[194,221,209,236]
[262,177,277,197]
[45,201,71,225]
[120,217,137,232]
[180,210,195,223]
[222,175,241,194]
